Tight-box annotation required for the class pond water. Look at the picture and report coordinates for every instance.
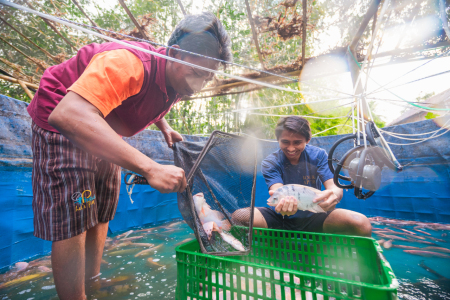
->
[0,217,449,300]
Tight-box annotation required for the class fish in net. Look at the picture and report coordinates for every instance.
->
[174,131,257,255]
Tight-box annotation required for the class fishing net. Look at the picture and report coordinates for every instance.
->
[174,131,257,256]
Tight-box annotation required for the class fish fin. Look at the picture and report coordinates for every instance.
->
[201,207,205,215]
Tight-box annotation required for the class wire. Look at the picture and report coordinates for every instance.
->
[0,0,308,94]
[247,112,349,119]
[366,69,450,94]
[385,127,450,145]
[349,51,450,111]
[312,124,353,136]
[380,123,450,136]
[232,96,354,112]
[367,47,450,96]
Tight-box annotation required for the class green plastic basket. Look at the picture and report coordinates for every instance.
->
[176,228,398,300]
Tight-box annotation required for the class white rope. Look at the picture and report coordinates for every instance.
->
[352,116,450,143]
[247,112,349,119]
[126,174,136,204]
[385,127,450,145]
[312,124,354,136]
[380,123,450,136]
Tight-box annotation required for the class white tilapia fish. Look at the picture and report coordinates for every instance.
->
[202,221,245,252]
[267,184,325,213]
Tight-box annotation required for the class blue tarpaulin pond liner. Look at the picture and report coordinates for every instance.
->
[0,93,449,270]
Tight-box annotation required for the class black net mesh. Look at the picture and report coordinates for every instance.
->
[174,131,257,256]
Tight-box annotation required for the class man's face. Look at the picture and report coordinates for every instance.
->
[278,130,310,164]
[166,49,219,96]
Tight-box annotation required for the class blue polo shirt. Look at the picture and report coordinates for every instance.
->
[261,145,334,191]
[261,145,335,225]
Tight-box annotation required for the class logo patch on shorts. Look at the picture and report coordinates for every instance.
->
[71,190,96,211]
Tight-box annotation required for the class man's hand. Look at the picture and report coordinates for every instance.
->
[145,164,187,193]
[313,190,339,211]
[155,118,183,148]
[268,189,298,217]
[161,129,183,148]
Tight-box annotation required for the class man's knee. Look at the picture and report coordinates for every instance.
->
[324,209,372,237]
[348,213,372,237]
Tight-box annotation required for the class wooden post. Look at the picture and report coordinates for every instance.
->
[23,0,78,52]
[301,0,307,67]
[349,0,382,53]
[18,79,35,100]
[0,16,59,64]
[118,0,151,40]
[176,0,187,16]
[0,74,39,89]
[347,0,381,131]
[244,0,266,69]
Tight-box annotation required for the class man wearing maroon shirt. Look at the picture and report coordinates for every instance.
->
[28,12,231,299]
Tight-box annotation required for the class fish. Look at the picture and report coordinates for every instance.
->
[147,258,163,267]
[376,233,409,241]
[121,236,144,242]
[193,193,231,230]
[383,240,393,249]
[404,250,450,258]
[421,246,450,254]
[176,238,193,246]
[442,233,448,237]
[108,241,132,249]
[414,228,432,236]
[107,248,140,256]
[134,245,163,257]
[12,262,29,272]
[419,260,446,279]
[0,273,46,290]
[392,245,422,250]
[100,276,132,289]
[267,184,325,213]
[376,239,386,244]
[116,230,133,239]
[129,243,155,247]
[167,221,183,228]
[203,221,245,251]
[406,238,438,246]
[37,266,52,273]
[219,231,246,251]
[111,284,131,293]
[391,226,416,235]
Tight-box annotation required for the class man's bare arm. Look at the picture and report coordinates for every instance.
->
[155,118,183,148]
[313,179,343,211]
[48,91,186,193]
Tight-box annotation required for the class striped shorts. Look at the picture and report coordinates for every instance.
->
[31,122,121,241]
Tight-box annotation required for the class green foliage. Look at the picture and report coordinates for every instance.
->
[425,112,439,119]
[0,79,30,102]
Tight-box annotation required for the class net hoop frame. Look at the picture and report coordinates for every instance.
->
[184,130,257,256]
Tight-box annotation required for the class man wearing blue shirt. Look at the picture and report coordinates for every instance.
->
[254,116,372,236]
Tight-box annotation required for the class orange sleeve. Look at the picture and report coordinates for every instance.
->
[68,49,144,117]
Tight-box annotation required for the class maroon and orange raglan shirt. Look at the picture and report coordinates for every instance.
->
[27,41,181,136]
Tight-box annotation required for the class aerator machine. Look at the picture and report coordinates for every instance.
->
[328,121,402,200]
